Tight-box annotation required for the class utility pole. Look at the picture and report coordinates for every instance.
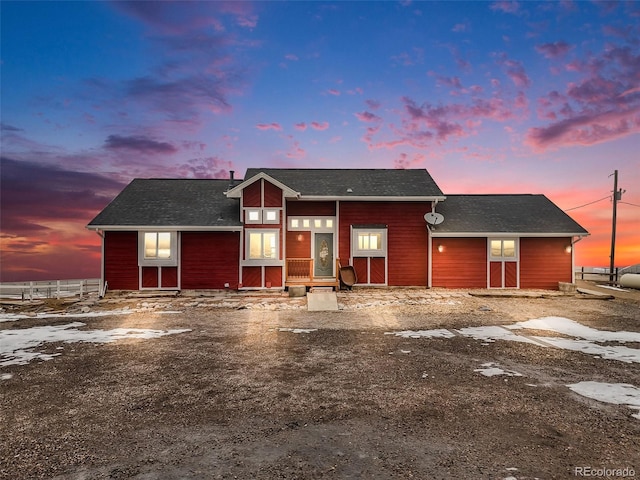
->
[609,170,623,283]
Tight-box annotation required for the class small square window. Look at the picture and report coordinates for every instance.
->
[303,219,310,228]
[326,219,333,228]
[264,210,279,223]
[246,209,261,223]
[291,219,299,228]
[314,219,322,228]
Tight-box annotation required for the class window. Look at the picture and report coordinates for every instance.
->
[490,239,516,258]
[144,232,172,259]
[139,231,177,266]
[352,228,387,256]
[263,209,279,224]
[248,231,278,259]
[246,209,261,224]
[288,216,335,231]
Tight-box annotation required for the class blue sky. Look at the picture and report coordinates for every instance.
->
[1,1,639,280]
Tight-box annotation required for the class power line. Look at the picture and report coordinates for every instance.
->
[619,201,640,208]
[565,195,611,211]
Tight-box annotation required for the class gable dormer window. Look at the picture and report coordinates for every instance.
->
[244,208,280,225]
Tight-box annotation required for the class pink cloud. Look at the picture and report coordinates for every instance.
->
[535,41,572,59]
[104,134,178,154]
[310,121,329,131]
[285,54,299,61]
[495,53,531,88]
[490,1,521,14]
[354,111,382,123]
[525,107,640,151]
[327,89,341,96]
[366,99,381,110]
[294,122,307,131]
[256,122,282,131]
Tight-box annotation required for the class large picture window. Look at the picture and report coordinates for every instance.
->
[248,231,278,260]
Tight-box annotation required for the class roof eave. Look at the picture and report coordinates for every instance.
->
[299,195,447,202]
[86,225,243,232]
[429,230,589,237]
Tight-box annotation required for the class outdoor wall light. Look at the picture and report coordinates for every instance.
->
[438,244,444,253]
[565,245,572,253]
[297,234,303,242]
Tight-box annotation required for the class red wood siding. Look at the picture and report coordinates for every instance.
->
[287,201,336,216]
[370,257,386,284]
[286,231,311,258]
[142,267,158,288]
[489,262,501,288]
[265,266,282,287]
[339,202,429,286]
[242,266,262,287]
[263,181,282,207]
[520,237,572,290]
[162,267,178,288]
[104,231,138,290]
[243,180,261,207]
[353,257,368,284]
[432,238,487,288]
[181,232,240,289]
[505,262,517,288]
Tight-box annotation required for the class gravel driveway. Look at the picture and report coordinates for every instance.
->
[1,287,639,479]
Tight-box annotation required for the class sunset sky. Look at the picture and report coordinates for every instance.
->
[1,0,638,282]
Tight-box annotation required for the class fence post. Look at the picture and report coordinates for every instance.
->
[56,280,61,299]
[29,281,34,301]
[80,280,84,299]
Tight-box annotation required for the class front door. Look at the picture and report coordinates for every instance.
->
[314,233,334,277]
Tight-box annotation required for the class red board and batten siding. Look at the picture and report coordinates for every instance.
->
[181,232,240,289]
[339,202,429,286]
[104,231,138,290]
[432,238,487,288]
[520,237,572,290]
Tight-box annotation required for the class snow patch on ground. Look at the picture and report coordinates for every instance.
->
[568,381,640,420]
[0,322,191,366]
[474,362,523,377]
[277,328,317,334]
[386,317,640,363]
[384,329,455,339]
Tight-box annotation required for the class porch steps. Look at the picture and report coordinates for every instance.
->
[307,287,339,312]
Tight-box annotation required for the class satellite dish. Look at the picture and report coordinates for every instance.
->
[424,212,445,225]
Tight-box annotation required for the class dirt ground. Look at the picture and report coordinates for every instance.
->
[1,285,639,480]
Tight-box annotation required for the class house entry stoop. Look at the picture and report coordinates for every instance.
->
[307,287,338,311]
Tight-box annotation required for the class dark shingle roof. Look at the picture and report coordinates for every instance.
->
[432,195,588,235]
[88,179,240,228]
[244,168,444,198]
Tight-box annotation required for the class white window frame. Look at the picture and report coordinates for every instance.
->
[245,208,262,224]
[352,228,387,257]
[489,238,518,260]
[138,231,178,266]
[245,229,280,265]
[288,216,335,232]
[263,209,280,224]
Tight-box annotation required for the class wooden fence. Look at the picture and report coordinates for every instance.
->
[0,279,101,301]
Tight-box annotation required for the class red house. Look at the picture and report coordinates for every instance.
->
[87,168,588,292]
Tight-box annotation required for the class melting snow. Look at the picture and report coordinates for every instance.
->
[386,317,640,363]
[474,362,523,377]
[568,381,640,420]
[384,329,455,339]
[277,328,317,334]
[0,322,191,367]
